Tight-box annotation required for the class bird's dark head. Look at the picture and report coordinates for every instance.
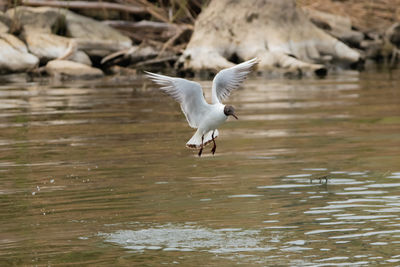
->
[224,105,238,120]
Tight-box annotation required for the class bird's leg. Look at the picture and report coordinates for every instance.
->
[198,135,204,157]
[211,131,217,155]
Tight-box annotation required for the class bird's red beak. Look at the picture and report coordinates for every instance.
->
[232,113,238,120]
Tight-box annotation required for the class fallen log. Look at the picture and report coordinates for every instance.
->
[103,20,179,32]
[21,0,147,15]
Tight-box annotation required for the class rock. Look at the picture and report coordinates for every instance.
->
[6,6,64,33]
[0,11,10,33]
[0,10,11,28]
[62,9,132,57]
[0,33,38,72]
[23,29,91,65]
[69,50,92,66]
[45,60,103,79]
[6,7,93,65]
[6,6,132,60]
[24,30,70,58]
[1,33,27,53]
[0,21,8,33]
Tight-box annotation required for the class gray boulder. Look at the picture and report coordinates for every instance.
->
[0,21,8,33]
[23,29,91,65]
[62,9,132,56]
[0,10,11,33]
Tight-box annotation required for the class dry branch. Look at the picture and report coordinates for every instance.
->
[121,0,169,23]
[158,25,192,57]
[104,19,192,47]
[133,55,177,68]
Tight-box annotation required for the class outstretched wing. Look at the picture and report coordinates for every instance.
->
[211,58,259,104]
[145,71,208,128]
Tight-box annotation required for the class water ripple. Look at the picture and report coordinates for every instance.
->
[330,229,400,239]
[100,224,273,254]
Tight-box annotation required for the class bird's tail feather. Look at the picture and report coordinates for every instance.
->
[186,129,219,149]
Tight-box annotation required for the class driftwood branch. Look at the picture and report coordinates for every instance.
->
[104,20,179,32]
[21,0,147,15]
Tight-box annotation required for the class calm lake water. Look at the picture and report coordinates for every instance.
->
[1,68,400,266]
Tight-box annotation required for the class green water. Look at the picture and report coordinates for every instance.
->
[1,68,400,266]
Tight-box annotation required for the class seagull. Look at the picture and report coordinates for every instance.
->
[145,58,258,156]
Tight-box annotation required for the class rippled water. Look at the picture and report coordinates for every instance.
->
[1,68,400,266]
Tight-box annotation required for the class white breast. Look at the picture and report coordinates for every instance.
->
[198,104,227,134]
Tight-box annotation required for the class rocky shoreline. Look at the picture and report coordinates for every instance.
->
[0,1,399,80]
[1,6,133,79]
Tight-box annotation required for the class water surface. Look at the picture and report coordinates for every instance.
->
[1,69,400,266]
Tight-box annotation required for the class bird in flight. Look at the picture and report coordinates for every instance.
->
[145,58,258,156]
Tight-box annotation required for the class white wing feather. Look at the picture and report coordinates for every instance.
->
[211,58,258,104]
[145,71,208,128]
